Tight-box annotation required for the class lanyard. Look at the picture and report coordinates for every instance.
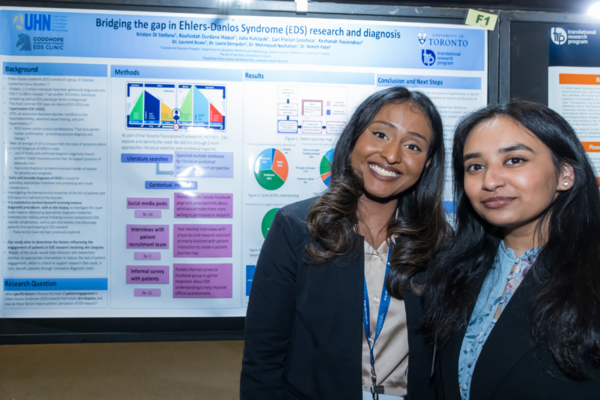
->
[363,241,394,400]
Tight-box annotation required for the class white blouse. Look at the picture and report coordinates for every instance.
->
[361,239,409,398]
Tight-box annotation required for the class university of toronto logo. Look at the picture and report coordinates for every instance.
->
[418,32,427,47]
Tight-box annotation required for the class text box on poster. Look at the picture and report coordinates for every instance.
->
[126,265,170,284]
[126,225,169,249]
[173,224,232,258]
[174,193,233,218]
[173,264,232,298]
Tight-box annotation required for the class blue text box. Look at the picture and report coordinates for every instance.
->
[377,75,481,90]
[112,65,243,81]
[145,181,197,189]
[443,201,456,214]
[4,278,108,291]
[245,69,374,85]
[121,154,173,163]
[3,62,107,77]
[246,265,256,296]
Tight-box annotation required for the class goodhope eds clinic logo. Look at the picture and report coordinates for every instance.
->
[13,13,64,51]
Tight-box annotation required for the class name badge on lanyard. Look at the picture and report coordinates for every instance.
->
[363,241,394,400]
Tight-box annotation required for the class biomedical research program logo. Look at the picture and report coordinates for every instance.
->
[422,49,436,67]
[551,27,567,45]
[16,33,32,51]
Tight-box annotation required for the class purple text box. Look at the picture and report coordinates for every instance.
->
[127,198,169,209]
[326,121,346,134]
[126,265,169,284]
[134,210,162,218]
[174,152,233,178]
[173,264,232,298]
[134,252,161,261]
[173,224,232,258]
[174,193,233,219]
[134,288,162,297]
[126,225,169,249]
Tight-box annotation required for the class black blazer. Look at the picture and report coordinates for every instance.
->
[240,198,435,400]
[433,262,600,400]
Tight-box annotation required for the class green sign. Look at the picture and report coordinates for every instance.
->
[465,9,498,31]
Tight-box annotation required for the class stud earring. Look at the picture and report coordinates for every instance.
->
[563,182,569,187]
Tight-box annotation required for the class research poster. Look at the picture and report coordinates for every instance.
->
[548,25,600,184]
[0,7,487,317]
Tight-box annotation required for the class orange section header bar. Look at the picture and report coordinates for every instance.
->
[559,74,600,85]
[596,177,600,188]
[582,142,600,152]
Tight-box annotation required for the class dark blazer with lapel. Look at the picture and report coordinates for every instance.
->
[434,261,600,400]
[240,197,436,400]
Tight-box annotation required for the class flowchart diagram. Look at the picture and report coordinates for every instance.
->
[127,83,227,131]
[276,85,348,135]
[118,152,235,301]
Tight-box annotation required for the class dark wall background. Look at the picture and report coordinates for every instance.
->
[510,22,550,105]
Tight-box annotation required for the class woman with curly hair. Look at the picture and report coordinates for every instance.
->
[241,87,451,400]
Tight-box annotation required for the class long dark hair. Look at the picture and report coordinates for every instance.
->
[421,101,600,378]
[306,86,451,298]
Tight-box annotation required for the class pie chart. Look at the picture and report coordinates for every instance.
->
[261,208,279,239]
[254,148,289,190]
[320,149,334,187]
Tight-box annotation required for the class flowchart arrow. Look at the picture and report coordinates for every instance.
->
[156,163,174,176]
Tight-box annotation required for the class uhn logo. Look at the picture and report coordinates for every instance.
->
[16,33,32,51]
[13,13,51,31]
[551,27,567,45]
[422,49,436,67]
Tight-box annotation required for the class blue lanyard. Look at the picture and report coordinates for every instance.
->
[363,241,394,369]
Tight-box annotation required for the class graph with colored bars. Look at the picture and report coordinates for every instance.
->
[126,83,226,130]
[177,85,226,130]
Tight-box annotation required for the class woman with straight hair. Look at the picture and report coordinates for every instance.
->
[421,101,600,399]
[241,87,451,400]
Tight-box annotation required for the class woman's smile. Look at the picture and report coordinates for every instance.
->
[368,162,402,180]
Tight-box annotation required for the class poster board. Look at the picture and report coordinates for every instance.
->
[548,25,600,183]
[0,2,488,342]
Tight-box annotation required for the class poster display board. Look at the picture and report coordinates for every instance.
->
[0,7,487,318]
[548,25,600,184]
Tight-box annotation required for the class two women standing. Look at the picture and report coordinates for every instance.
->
[241,88,600,399]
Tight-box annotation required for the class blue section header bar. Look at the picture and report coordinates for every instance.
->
[145,181,198,189]
[443,201,456,214]
[0,10,485,71]
[121,154,173,163]
[3,62,107,77]
[377,74,481,90]
[111,65,243,81]
[244,69,374,85]
[4,278,108,291]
